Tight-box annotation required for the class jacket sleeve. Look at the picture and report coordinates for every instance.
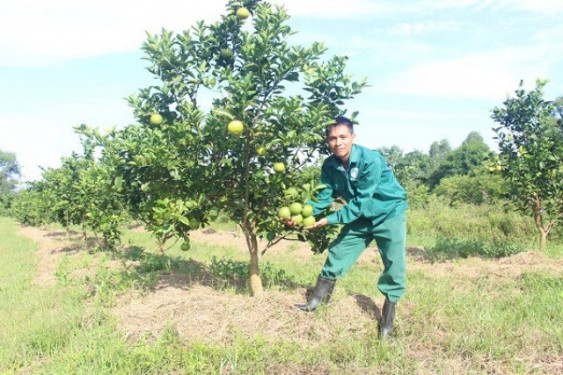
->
[325,155,383,225]
[308,163,335,216]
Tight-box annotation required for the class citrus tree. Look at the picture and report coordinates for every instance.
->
[10,184,50,226]
[491,80,563,250]
[12,129,125,248]
[96,0,366,295]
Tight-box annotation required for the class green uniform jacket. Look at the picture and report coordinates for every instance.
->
[310,144,408,226]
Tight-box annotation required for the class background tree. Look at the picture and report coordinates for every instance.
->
[0,149,21,214]
[491,80,563,250]
[429,139,452,167]
[429,131,491,189]
[553,96,563,123]
[93,0,365,295]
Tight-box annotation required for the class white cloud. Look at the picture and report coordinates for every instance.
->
[0,0,226,67]
[378,46,553,100]
[0,0,399,68]
[387,21,459,37]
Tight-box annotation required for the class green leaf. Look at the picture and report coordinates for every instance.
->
[178,216,191,226]
[212,108,235,120]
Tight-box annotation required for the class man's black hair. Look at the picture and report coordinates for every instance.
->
[326,116,354,137]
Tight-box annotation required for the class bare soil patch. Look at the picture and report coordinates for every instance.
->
[20,226,131,287]
[18,226,74,286]
[408,246,563,282]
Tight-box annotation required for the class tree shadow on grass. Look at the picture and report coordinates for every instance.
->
[47,230,308,296]
[45,229,79,238]
[58,236,107,254]
[102,245,306,295]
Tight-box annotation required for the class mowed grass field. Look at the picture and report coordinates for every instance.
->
[1,216,562,374]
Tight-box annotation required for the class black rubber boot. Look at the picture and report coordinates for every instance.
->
[379,298,396,338]
[296,275,336,312]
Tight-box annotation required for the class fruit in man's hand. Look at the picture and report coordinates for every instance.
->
[289,202,302,215]
[150,113,163,125]
[291,214,303,225]
[278,206,291,219]
[236,7,250,20]
[302,216,316,227]
[228,120,244,136]
[301,204,313,218]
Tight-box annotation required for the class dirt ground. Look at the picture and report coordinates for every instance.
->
[19,225,563,352]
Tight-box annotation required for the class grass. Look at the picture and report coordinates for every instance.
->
[1,216,562,374]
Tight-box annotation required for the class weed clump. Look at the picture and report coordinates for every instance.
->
[426,236,525,262]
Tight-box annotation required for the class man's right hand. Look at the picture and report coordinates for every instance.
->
[305,217,328,231]
[281,217,296,228]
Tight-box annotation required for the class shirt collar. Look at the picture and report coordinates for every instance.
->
[349,144,360,165]
[328,144,359,170]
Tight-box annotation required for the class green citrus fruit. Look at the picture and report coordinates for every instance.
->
[228,120,244,136]
[220,48,233,59]
[302,216,316,227]
[236,7,250,19]
[273,162,285,173]
[301,204,313,218]
[150,113,163,125]
[284,187,298,197]
[256,146,267,156]
[278,206,291,219]
[189,218,200,230]
[181,240,191,251]
[291,214,303,225]
[289,202,302,215]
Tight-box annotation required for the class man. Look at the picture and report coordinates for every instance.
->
[290,116,408,338]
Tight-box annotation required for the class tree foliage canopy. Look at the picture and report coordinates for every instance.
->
[491,80,563,249]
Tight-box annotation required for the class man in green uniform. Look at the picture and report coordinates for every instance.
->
[293,116,408,338]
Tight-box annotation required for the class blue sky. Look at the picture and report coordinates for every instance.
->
[1,0,562,182]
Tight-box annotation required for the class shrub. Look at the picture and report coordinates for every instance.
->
[433,173,505,206]
[407,196,537,243]
[208,257,292,289]
[426,236,525,262]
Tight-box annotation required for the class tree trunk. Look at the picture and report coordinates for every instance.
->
[532,201,549,251]
[539,228,548,251]
[243,224,263,296]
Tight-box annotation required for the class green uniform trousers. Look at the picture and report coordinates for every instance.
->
[320,211,407,302]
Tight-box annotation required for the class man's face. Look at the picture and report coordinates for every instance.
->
[326,124,355,162]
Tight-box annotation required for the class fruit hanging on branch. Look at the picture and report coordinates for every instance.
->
[236,7,250,20]
[150,113,163,125]
[273,162,285,173]
[227,120,244,136]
